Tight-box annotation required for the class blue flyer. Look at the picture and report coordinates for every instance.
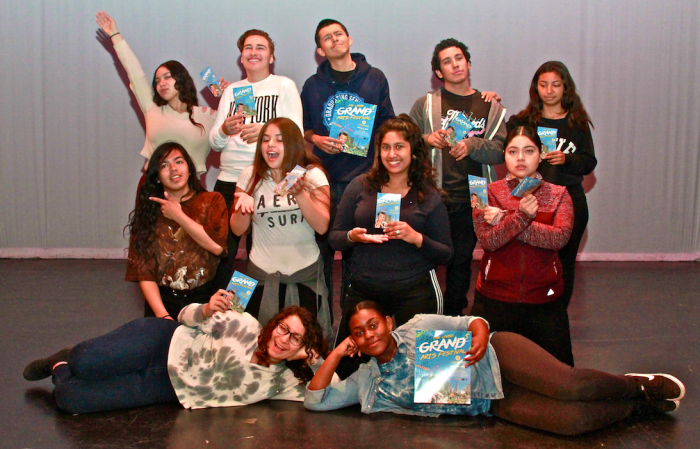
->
[225,271,258,313]
[232,86,257,118]
[511,176,542,197]
[329,99,377,157]
[200,66,222,97]
[414,330,472,404]
[375,193,401,228]
[445,112,474,147]
[468,175,488,210]
[537,127,558,154]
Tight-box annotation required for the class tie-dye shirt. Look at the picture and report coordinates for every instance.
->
[167,305,309,409]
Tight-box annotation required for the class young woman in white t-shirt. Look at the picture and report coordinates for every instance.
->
[230,117,332,338]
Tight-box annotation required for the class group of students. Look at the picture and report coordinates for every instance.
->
[21,14,686,437]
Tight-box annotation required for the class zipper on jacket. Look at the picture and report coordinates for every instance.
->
[484,258,491,281]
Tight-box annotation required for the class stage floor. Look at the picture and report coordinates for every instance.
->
[3,259,698,448]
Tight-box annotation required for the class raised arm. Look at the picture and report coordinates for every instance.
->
[95,11,155,113]
[305,337,362,411]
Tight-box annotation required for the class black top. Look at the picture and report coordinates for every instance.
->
[330,67,353,84]
[440,88,491,202]
[507,115,597,188]
[329,175,453,286]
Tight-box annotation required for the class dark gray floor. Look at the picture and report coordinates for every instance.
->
[2,259,698,449]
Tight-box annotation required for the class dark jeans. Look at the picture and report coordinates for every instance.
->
[443,202,477,316]
[212,180,245,289]
[143,282,216,319]
[490,332,639,436]
[317,182,353,323]
[558,185,589,308]
[52,318,180,414]
[478,291,574,366]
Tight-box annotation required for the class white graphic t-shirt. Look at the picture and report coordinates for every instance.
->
[237,166,328,274]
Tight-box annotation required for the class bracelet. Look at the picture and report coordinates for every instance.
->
[110,31,120,38]
[162,314,172,319]
[347,231,355,243]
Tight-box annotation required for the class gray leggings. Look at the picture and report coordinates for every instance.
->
[489,332,639,436]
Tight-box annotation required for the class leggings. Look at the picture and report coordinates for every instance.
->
[52,318,180,414]
[558,185,589,308]
[489,332,639,436]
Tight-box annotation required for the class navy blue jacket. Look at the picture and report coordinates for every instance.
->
[301,54,394,183]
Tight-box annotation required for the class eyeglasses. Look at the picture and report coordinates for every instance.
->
[275,322,304,346]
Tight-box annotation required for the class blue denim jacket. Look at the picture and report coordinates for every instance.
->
[305,315,503,417]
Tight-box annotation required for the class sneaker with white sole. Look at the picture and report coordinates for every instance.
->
[626,373,685,401]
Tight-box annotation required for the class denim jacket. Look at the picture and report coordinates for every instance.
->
[305,315,503,417]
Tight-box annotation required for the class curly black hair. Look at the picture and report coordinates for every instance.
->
[365,114,439,204]
[125,142,204,259]
[254,306,329,384]
[152,61,204,132]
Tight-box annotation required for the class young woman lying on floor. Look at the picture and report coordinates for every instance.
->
[305,301,685,436]
[24,299,331,414]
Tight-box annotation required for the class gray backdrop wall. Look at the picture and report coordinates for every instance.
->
[1,0,699,260]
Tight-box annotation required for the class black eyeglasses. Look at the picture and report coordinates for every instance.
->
[275,322,303,346]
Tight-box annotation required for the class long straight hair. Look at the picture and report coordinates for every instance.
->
[513,61,593,131]
[243,117,326,196]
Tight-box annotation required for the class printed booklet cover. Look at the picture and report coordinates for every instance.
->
[445,112,474,147]
[200,66,222,97]
[414,330,472,404]
[329,99,377,157]
[468,175,488,210]
[225,271,258,313]
[274,165,307,196]
[537,127,558,154]
[232,85,257,118]
[511,176,542,197]
[375,193,401,228]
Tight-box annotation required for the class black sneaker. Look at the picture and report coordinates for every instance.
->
[626,373,685,401]
[635,398,680,415]
[23,348,71,381]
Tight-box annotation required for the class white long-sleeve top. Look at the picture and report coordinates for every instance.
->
[113,40,216,175]
[209,75,303,182]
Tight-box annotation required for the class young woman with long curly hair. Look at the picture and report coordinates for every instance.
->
[125,142,228,319]
[23,304,331,414]
[329,114,453,351]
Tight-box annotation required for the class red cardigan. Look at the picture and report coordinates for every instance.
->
[473,176,573,304]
